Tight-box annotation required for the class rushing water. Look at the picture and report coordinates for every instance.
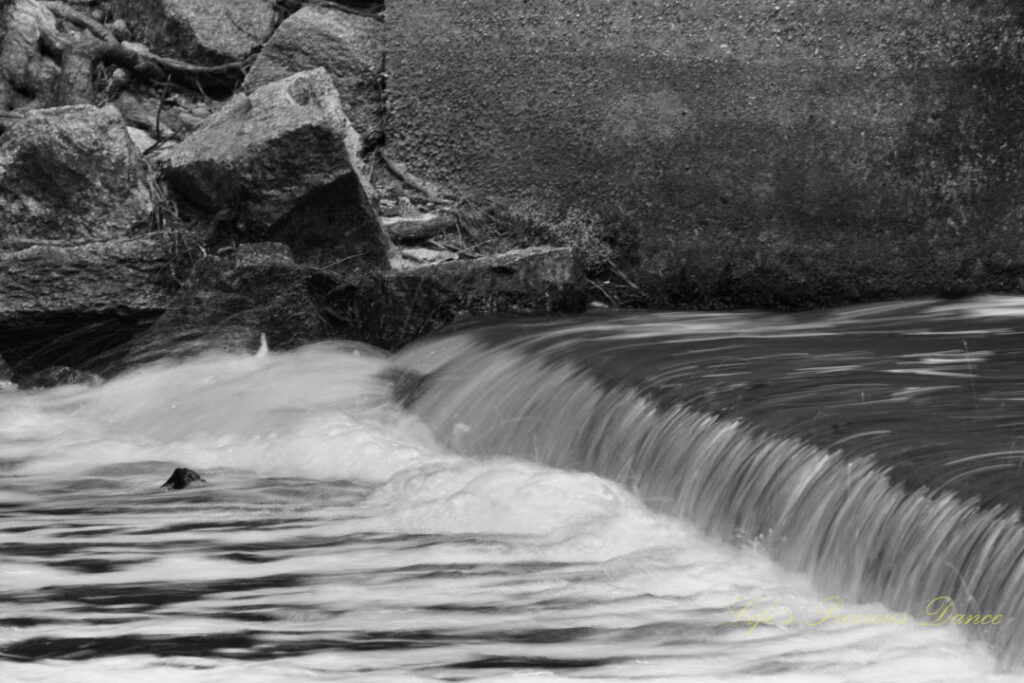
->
[3,298,1024,681]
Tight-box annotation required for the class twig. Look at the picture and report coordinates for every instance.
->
[587,277,619,307]
[384,213,457,243]
[607,260,644,294]
[149,54,251,76]
[426,237,478,259]
[154,81,170,142]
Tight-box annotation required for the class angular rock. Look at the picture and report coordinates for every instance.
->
[0,105,155,246]
[0,0,60,109]
[125,242,332,364]
[0,236,175,377]
[161,69,388,265]
[110,0,275,64]
[364,247,588,348]
[0,237,174,324]
[126,126,157,154]
[243,5,384,141]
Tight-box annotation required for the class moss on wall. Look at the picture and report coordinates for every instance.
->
[388,0,1024,308]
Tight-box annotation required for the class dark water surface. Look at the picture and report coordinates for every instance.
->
[2,298,1022,681]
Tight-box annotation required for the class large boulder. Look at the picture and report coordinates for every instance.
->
[124,242,332,364]
[110,0,276,64]
[0,105,155,246]
[0,0,60,109]
[243,5,384,142]
[161,68,388,266]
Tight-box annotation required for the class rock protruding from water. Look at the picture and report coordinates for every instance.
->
[161,467,207,490]
[244,5,384,142]
[125,242,332,364]
[0,105,155,246]
[111,0,276,64]
[161,68,388,265]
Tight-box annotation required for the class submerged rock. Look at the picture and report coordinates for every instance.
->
[161,69,388,265]
[380,367,432,408]
[0,105,155,246]
[161,467,207,490]
[124,242,331,364]
[111,0,276,64]
[243,5,384,142]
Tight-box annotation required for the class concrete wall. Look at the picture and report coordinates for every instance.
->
[387,1,1024,308]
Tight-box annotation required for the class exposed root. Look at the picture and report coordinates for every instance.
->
[42,1,116,43]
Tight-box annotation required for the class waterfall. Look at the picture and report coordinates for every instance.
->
[395,307,1024,665]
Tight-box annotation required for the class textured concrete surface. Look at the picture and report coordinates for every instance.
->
[388,1,1024,307]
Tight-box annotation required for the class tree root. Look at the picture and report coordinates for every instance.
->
[37,0,249,104]
[42,1,116,44]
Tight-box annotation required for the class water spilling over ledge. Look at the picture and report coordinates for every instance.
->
[2,297,1023,679]
[395,297,1024,666]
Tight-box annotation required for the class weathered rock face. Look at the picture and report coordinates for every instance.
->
[0,236,175,376]
[0,0,60,109]
[125,243,332,364]
[243,5,384,142]
[0,105,155,246]
[0,238,174,321]
[110,0,276,64]
[161,68,388,266]
[355,246,587,348]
